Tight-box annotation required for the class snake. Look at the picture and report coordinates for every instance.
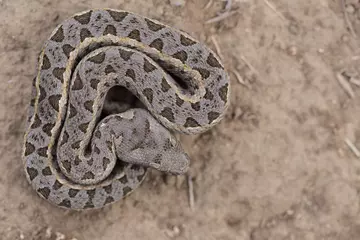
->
[22,9,230,210]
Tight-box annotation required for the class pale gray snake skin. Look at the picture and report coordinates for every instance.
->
[22,9,230,210]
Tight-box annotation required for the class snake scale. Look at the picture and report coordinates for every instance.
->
[22,9,230,210]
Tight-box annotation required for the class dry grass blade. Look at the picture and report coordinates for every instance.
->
[341,0,357,38]
[263,0,286,21]
[345,138,360,157]
[240,55,259,76]
[204,0,213,10]
[187,174,195,211]
[350,77,360,86]
[205,10,238,24]
[211,36,224,60]
[232,69,249,88]
[225,0,232,11]
[336,72,355,98]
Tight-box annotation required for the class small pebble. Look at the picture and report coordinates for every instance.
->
[288,46,297,56]
[341,34,350,42]
[170,0,186,7]
[346,4,355,14]
[288,22,299,35]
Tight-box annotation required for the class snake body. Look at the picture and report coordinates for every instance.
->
[23,9,230,209]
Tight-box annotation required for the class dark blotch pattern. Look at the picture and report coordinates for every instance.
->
[123,186,132,196]
[191,102,200,111]
[42,167,52,176]
[48,95,62,112]
[87,158,94,166]
[52,68,65,83]
[90,79,100,89]
[25,142,35,156]
[68,189,80,198]
[53,180,63,190]
[74,10,92,24]
[143,58,157,72]
[60,131,69,146]
[119,48,134,61]
[161,78,171,92]
[119,175,128,184]
[184,117,200,127]
[94,130,101,138]
[94,146,100,154]
[84,100,94,112]
[208,111,220,123]
[105,65,116,74]
[194,68,210,79]
[71,140,80,149]
[104,185,112,194]
[103,25,117,35]
[39,86,47,102]
[149,38,164,51]
[82,171,95,180]
[104,196,115,205]
[50,26,65,42]
[59,199,71,208]
[84,201,95,209]
[62,44,75,58]
[69,104,77,118]
[72,73,84,90]
[88,52,105,64]
[126,69,136,80]
[37,147,48,157]
[26,167,38,181]
[180,34,196,46]
[103,157,110,171]
[62,160,72,173]
[143,88,153,104]
[172,50,188,63]
[80,28,93,42]
[74,156,81,165]
[127,29,141,41]
[41,54,51,70]
[176,96,184,107]
[145,18,165,31]
[42,123,55,136]
[31,114,42,129]
[219,83,228,103]
[206,53,223,68]
[79,122,89,133]
[160,107,175,123]
[204,88,214,100]
[107,10,128,22]
[38,187,50,199]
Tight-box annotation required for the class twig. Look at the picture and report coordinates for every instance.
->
[205,10,238,24]
[240,55,259,76]
[345,138,360,157]
[225,0,232,11]
[350,77,360,86]
[232,69,249,88]
[211,36,224,60]
[187,174,195,211]
[204,0,213,10]
[336,72,355,98]
[263,0,286,21]
[341,0,357,38]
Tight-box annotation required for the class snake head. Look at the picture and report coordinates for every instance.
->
[148,135,190,175]
[115,109,190,175]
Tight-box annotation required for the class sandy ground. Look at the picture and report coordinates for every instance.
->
[1,0,360,239]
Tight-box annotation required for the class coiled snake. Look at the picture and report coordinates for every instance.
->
[23,9,230,209]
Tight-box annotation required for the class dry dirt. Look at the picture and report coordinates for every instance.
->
[1,0,360,239]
